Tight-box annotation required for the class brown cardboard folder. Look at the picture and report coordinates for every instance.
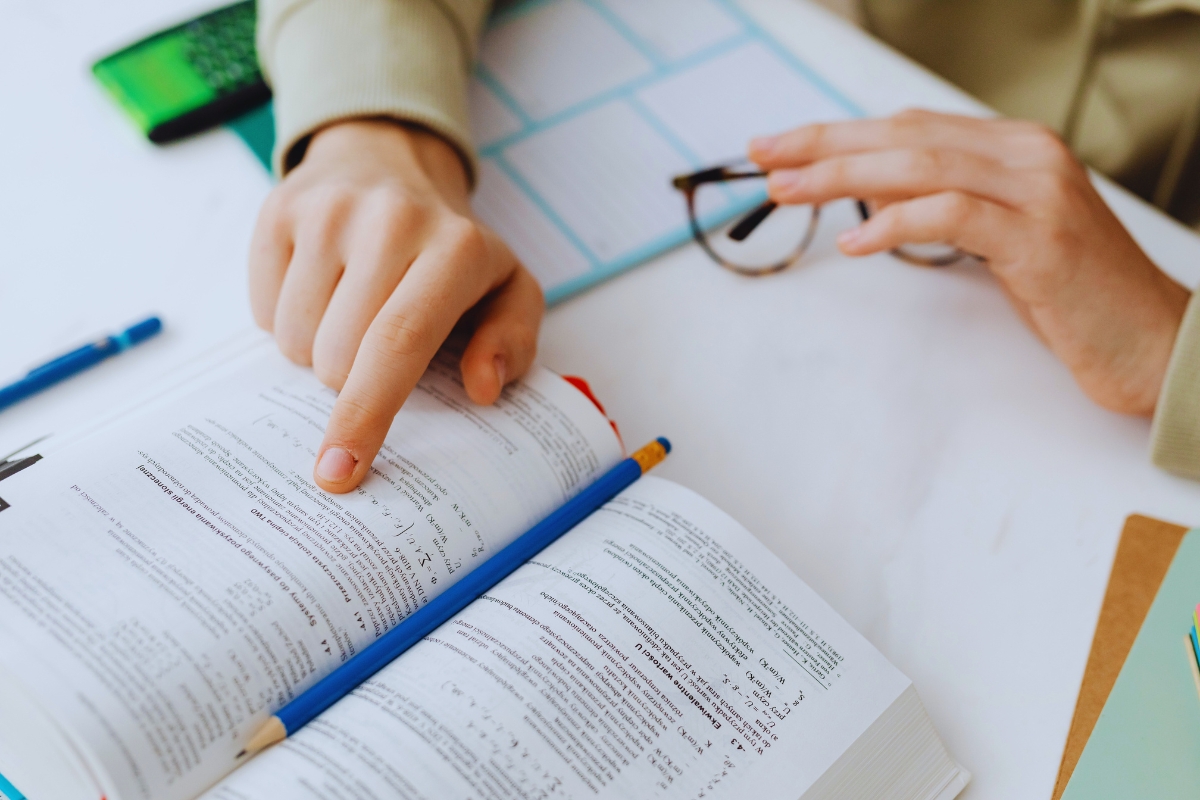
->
[1051,514,1190,800]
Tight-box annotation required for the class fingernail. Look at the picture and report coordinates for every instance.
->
[749,135,779,156]
[493,355,507,389]
[837,227,862,248]
[767,169,804,194]
[316,447,357,483]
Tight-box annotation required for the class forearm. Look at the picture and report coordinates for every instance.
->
[257,0,492,178]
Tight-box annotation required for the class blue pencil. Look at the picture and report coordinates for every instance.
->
[239,436,672,758]
[0,316,162,412]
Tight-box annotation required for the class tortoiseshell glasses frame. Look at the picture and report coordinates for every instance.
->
[672,163,967,275]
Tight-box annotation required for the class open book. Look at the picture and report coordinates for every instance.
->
[0,338,967,800]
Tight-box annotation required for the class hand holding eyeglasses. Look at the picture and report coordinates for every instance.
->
[745,109,1190,417]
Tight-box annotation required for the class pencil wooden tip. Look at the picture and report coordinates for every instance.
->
[239,716,286,759]
[631,438,671,474]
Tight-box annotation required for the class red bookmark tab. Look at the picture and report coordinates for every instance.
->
[562,376,623,449]
[563,376,605,414]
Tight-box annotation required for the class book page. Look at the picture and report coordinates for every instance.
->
[205,477,910,800]
[0,343,622,800]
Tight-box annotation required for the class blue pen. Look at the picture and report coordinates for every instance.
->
[0,317,162,412]
[238,436,672,758]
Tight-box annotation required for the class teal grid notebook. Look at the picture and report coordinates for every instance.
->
[229,0,859,305]
[0,771,25,800]
[1061,530,1200,799]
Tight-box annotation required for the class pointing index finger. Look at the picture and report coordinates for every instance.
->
[313,232,499,492]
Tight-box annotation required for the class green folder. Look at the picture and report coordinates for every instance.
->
[1062,530,1200,799]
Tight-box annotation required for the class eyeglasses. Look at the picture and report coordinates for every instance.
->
[672,161,968,276]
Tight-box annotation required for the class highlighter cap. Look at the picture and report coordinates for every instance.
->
[118,317,164,350]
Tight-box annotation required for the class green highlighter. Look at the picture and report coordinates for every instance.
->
[92,1,269,144]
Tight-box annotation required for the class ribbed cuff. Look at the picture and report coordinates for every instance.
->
[258,0,481,181]
[1151,290,1200,479]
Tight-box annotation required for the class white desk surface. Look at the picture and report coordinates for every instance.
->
[4,1,1200,797]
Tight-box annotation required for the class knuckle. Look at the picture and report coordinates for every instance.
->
[371,313,429,362]
[331,392,385,434]
[311,340,353,392]
[885,116,907,140]
[1035,170,1078,209]
[890,108,930,133]
[939,191,974,227]
[275,330,314,368]
[893,108,925,123]
[508,321,538,356]
[525,273,546,308]
[258,186,292,224]
[1041,210,1082,253]
[252,197,295,251]
[804,123,828,153]
[368,186,422,222]
[813,158,846,191]
[1014,119,1049,138]
[880,202,911,235]
[906,148,943,179]
[441,217,490,261]
[298,187,356,242]
[250,297,275,331]
[312,357,350,392]
[264,209,293,243]
[302,184,355,221]
[1025,124,1072,161]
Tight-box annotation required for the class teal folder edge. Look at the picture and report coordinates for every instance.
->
[0,770,27,800]
[226,102,273,172]
[1061,529,1200,799]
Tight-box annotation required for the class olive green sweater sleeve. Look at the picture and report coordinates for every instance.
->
[256,0,492,178]
[1151,291,1200,479]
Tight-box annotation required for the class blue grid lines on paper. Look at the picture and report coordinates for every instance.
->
[0,771,26,800]
[474,0,864,306]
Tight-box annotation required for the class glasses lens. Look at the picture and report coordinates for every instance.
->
[692,176,817,274]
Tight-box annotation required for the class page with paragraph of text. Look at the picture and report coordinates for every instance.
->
[0,343,623,800]
[203,477,916,800]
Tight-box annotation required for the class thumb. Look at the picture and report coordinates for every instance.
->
[461,266,544,404]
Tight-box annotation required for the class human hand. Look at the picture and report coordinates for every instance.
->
[748,110,1190,416]
[249,119,543,492]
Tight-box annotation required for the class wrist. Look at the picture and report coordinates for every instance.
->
[304,118,472,209]
[1104,269,1190,416]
